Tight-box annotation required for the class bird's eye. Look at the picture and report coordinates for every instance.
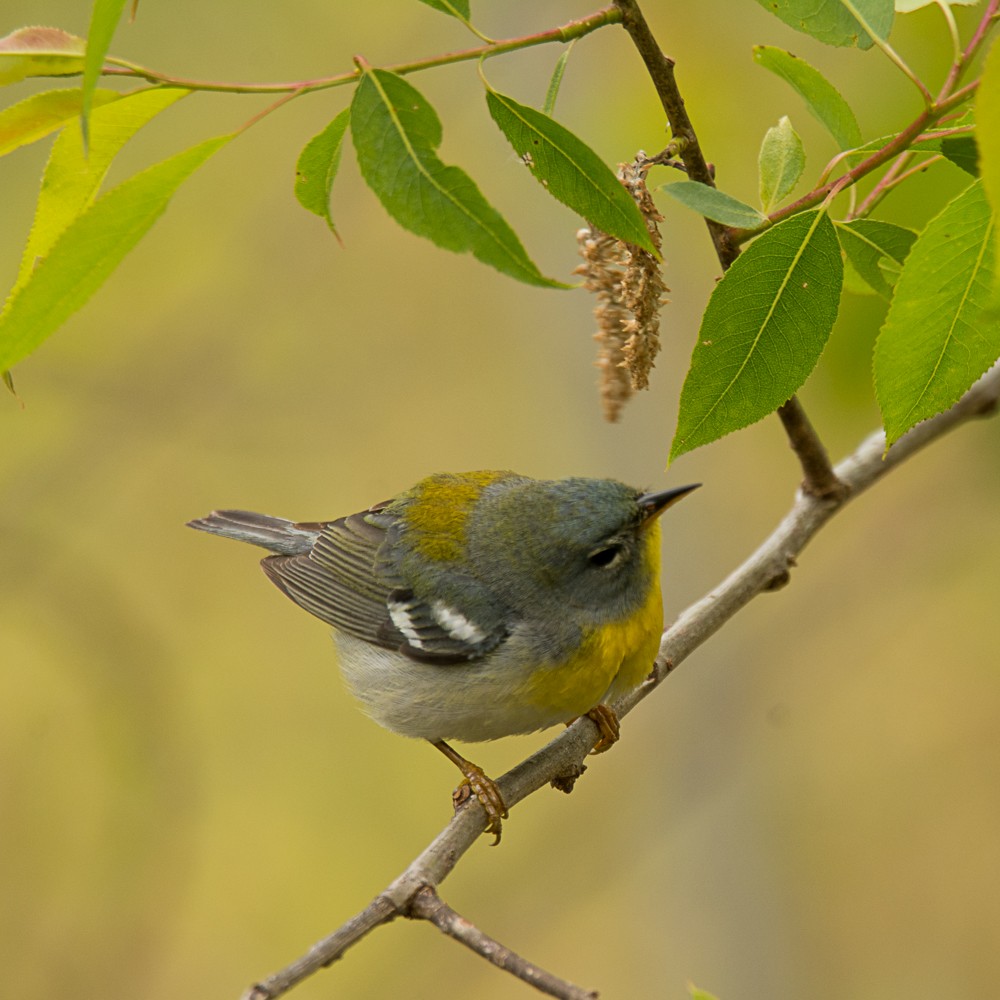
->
[588,543,623,568]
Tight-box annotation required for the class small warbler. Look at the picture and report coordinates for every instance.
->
[189,471,697,841]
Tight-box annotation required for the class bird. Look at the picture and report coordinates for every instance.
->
[188,471,698,842]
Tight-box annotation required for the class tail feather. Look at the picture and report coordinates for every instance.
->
[187,509,321,556]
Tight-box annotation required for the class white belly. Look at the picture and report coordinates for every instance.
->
[332,631,594,743]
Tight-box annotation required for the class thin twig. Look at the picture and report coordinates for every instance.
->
[408,887,599,1000]
[612,0,737,268]
[240,364,1000,1000]
[96,6,622,94]
[240,895,399,1000]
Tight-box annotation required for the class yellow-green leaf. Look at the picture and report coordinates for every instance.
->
[14,87,189,293]
[0,133,232,371]
[874,181,998,447]
[758,116,805,213]
[0,87,119,157]
[0,26,86,85]
[81,0,129,145]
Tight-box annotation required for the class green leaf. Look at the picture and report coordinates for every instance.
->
[670,210,843,461]
[753,46,863,150]
[976,35,1000,238]
[0,26,86,85]
[295,108,351,240]
[0,87,120,157]
[350,67,565,288]
[417,0,471,18]
[485,87,657,253]
[82,0,129,145]
[543,43,574,117]
[874,181,998,447]
[941,135,979,176]
[661,180,767,229]
[688,988,721,1000]
[876,254,903,287]
[758,116,805,213]
[0,133,233,371]
[751,0,893,49]
[15,87,189,292]
[835,219,916,298]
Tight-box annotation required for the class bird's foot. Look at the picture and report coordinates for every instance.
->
[432,740,508,845]
[586,703,620,754]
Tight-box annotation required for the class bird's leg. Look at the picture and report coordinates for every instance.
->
[586,703,620,754]
[430,739,508,845]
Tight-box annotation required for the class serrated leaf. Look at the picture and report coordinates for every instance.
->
[661,180,767,229]
[874,181,998,447]
[81,0,128,145]
[0,26,86,85]
[835,219,916,298]
[759,116,805,213]
[751,0,893,49]
[417,0,471,19]
[976,37,1000,238]
[350,67,565,288]
[0,133,232,371]
[485,87,657,253]
[15,87,189,292]
[0,87,120,157]
[753,46,863,150]
[670,210,843,461]
[295,108,350,240]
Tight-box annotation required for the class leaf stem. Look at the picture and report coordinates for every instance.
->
[840,0,934,107]
[95,6,621,95]
[848,150,915,220]
[937,0,999,99]
[935,0,963,65]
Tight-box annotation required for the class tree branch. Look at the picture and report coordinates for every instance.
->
[612,0,844,498]
[777,397,850,500]
[612,0,737,268]
[408,887,599,1000]
[240,364,1000,1000]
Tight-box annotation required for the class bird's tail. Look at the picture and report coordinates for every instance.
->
[186,509,322,556]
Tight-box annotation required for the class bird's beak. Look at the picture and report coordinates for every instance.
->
[637,483,700,525]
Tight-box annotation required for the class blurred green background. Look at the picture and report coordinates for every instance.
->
[2,3,999,998]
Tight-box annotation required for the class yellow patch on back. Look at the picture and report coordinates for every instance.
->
[403,470,513,563]
[523,524,664,717]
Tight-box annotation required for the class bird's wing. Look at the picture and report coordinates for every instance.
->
[261,510,394,646]
[262,508,509,663]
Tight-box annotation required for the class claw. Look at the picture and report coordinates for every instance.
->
[432,740,509,844]
[586,703,620,754]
